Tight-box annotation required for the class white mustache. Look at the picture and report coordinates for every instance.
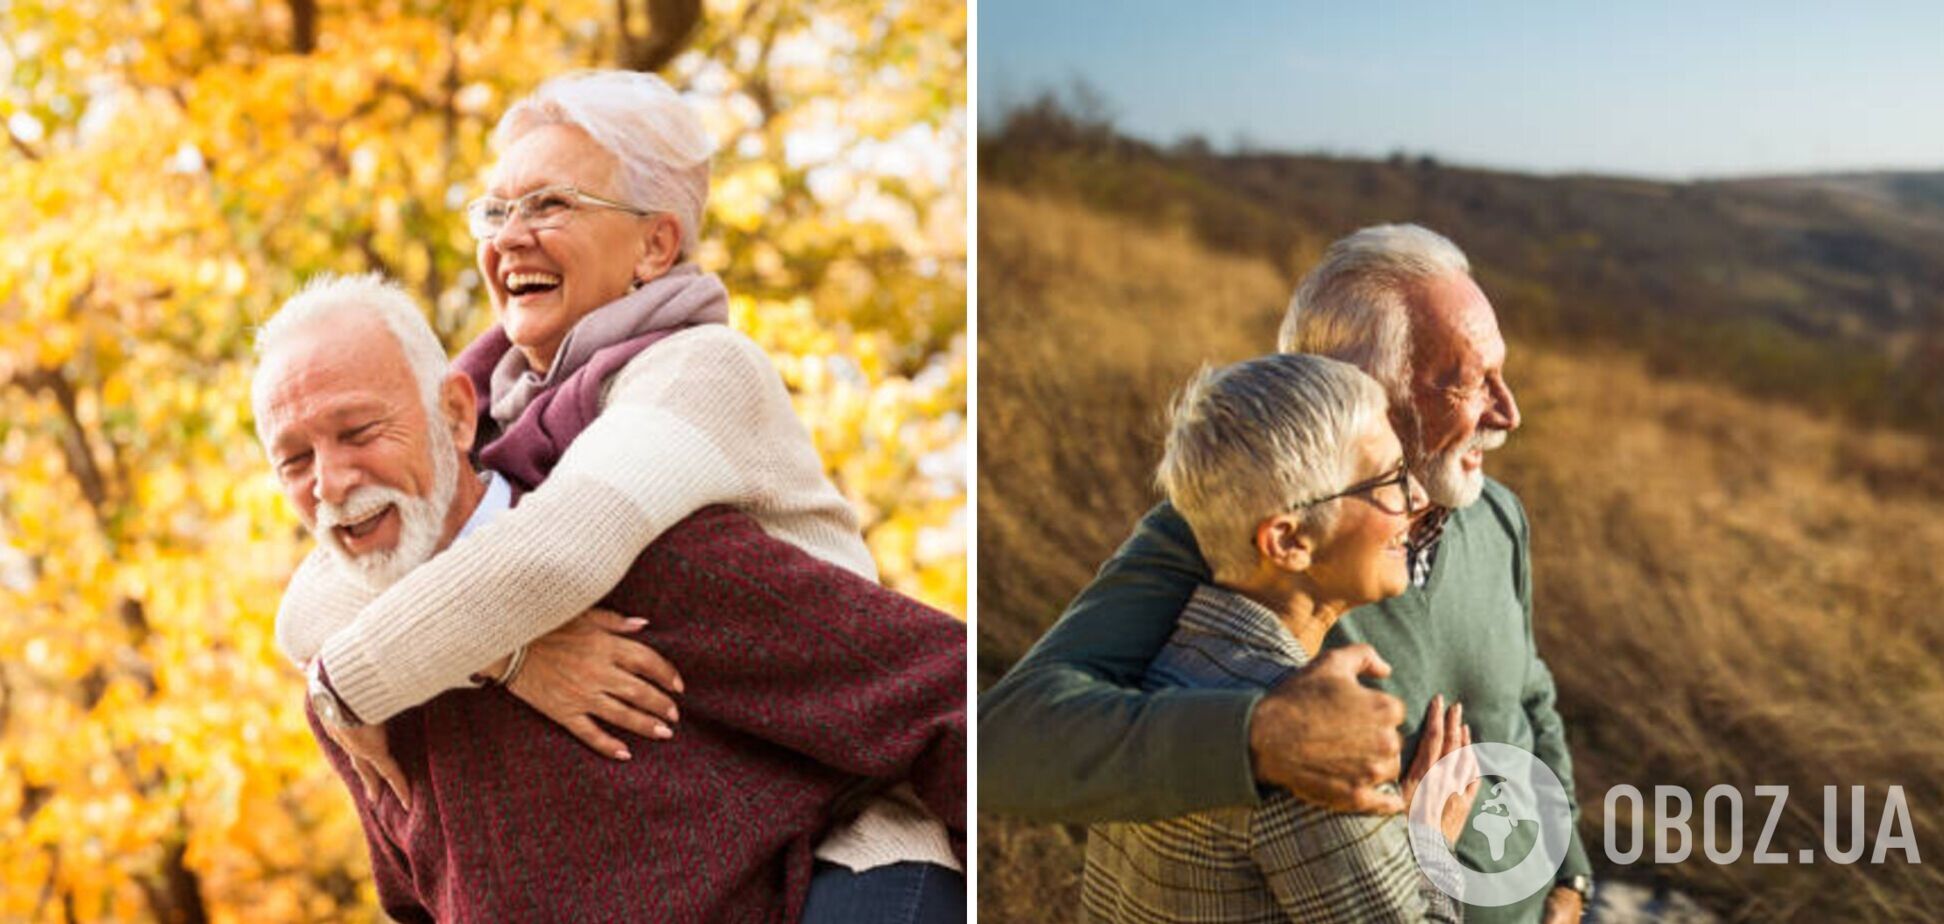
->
[1470,428,1508,452]
[315,485,408,533]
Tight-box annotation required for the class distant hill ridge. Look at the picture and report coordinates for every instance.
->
[980,106,1944,429]
[1729,171,1944,226]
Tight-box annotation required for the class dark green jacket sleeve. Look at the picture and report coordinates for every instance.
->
[976,502,1264,823]
[1509,491,1594,883]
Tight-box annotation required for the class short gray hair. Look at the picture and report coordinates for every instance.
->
[252,273,448,444]
[1157,353,1389,584]
[494,70,716,257]
[1277,224,1470,404]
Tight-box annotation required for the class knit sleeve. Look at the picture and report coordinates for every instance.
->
[303,326,871,725]
[273,546,376,667]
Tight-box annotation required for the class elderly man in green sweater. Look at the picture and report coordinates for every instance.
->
[980,224,1592,923]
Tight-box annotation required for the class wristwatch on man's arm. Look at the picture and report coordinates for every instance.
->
[306,658,364,729]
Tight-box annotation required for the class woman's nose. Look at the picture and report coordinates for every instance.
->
[490,213,539,253]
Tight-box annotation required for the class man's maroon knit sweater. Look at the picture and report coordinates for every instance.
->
[307,325,966,923]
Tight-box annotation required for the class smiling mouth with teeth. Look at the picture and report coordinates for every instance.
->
[504,271,563,296]
[337,505,395,542]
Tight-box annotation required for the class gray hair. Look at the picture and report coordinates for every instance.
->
[252,273,448,445]
[1157,353,1389,584]
[1277,224,1470,405]
[494,70,716,257]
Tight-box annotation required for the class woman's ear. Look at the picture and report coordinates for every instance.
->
[440,372,479,455]
[1254,513,1315,574]
[632,213,683,284]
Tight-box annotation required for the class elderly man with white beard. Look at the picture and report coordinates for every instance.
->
[251,276,965,922]
[980,224,1593,923]
[257,307,469,593]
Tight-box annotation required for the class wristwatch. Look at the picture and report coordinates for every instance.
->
[306,659,362,729]
[1558,873,1594,908]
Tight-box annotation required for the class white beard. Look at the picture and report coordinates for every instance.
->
[1419,426,1507,509]
[312,425,459,591]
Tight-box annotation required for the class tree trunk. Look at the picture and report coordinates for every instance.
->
[140,840,209,924]
[289,0,317,53]
[615,0,702,72]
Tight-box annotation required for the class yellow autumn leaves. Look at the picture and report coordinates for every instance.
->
[0,0,965,918]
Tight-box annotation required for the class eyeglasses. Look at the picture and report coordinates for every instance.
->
[1289,463,1418,517]
[464,185,657,240]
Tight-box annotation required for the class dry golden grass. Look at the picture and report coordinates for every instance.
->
[976,189,1944,922]
[976,189,1284,668]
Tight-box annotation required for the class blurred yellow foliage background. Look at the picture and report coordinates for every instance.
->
[0,0,965,919]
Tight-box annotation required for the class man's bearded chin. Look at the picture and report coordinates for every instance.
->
[1418,426,1508,509]
[311,427,459,591]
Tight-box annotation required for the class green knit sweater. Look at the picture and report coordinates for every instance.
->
[979,477,1591,922]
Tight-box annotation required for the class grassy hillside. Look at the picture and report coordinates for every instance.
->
[1730,172,1944,234]
[976,188,1944,922]
[980,104,1944,432]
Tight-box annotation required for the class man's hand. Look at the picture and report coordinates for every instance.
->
[325,722,410,809]
[1542,885,1585,922]
[1250,643,1409,814]
[506,608,684,760]
[1539,887,1586,922]
[1401,694,1480,844]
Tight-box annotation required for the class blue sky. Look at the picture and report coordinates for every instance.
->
[978,1,1944,179]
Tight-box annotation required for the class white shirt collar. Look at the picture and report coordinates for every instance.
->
[458,470,513,539]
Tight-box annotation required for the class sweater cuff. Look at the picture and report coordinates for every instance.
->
[319,629,403,725]
[1560,824,1593,880]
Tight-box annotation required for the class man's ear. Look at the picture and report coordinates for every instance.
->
[439,372,478,454]
[631,214,683,284]
[1254,513,1316,574]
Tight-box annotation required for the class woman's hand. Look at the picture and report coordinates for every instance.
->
[1400,694,1481,845]
[323,721,412,809]
[504,608,685,760]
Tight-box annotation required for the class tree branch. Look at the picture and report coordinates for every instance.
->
[17,368,111,530]
[356,230,402,282]
[614,0,703,73]
[742,0,782,123]
[6,126,40,162]
[423,13,463,317]
[32,847,59,921]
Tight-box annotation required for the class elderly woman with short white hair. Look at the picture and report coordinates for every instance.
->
[1081,353,1475,922]
[275,70,963,923]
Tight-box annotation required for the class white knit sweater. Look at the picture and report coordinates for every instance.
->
[275,324,958,872]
